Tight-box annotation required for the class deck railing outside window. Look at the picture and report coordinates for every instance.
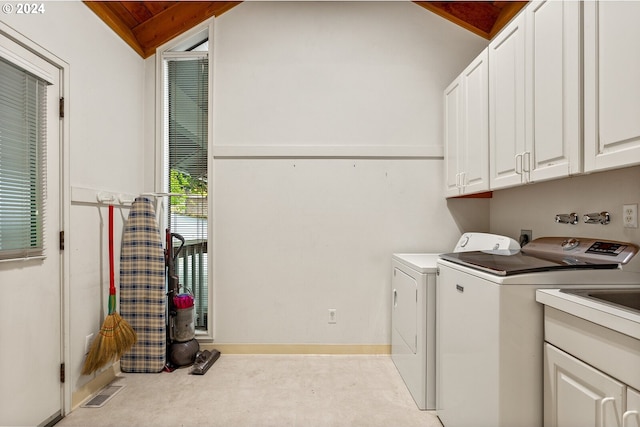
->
[174,238,208,329]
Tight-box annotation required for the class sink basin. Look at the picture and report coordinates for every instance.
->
[561,288,640,314]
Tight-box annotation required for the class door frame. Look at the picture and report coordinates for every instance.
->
[0,22,71,418]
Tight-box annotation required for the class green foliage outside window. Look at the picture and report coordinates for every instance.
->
[170,169,207,217]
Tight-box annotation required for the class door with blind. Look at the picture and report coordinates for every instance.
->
[0,35,63,426]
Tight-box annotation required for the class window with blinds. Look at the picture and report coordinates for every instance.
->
[0,57,47,261]
[164,49,209,330]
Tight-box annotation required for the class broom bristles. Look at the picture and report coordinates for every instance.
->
[81,313,137,375]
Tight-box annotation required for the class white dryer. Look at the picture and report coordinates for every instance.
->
[391,233,520,410]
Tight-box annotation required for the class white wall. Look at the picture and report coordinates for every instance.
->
[1,1,146,393]
[212,1,488,345]
[490,165,640,272]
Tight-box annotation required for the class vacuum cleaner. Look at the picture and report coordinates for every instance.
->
[165,230,219,374]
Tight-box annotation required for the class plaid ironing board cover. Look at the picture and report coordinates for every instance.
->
[119,197,166,373]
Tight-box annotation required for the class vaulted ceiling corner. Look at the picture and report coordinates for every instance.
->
[83,1,241,58]
[84,1,528,59]
[414,1,528,39]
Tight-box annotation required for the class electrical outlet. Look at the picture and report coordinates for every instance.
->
[519,229,533,246]
[328,309,337,324]
[85,333,94,354]
[623,204,638,228]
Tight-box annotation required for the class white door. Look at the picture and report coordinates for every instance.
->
[526,0,581,182]
[461,48,488,195]
[584,1,640,172]
[544,343,625,427]
[0,36,63,426]
[489,12,526,190]
[444,76,462,197]
[392,267,417,354]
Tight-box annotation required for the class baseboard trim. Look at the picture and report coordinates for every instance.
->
[71,362,120,410]
[199,343,391,355]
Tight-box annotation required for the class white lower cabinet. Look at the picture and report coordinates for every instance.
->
[545,343,640,427]
[544,343,625,427]
[627,388,640,427]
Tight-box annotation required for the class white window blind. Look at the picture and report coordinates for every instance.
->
[0,56,47,261]
[164,54,209,328]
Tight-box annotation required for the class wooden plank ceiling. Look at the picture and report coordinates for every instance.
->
[83,1,527,59]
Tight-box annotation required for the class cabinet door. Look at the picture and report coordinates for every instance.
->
[625,388,640,427]
[444,76,462,197]
[544,343,625,427]
[461,48,489,195]
[489,12,526,190]
[584,1,640,172]
[527,0,581,182]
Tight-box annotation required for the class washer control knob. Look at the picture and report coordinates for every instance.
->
[562,238,580,250]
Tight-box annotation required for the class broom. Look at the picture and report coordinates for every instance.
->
[82,204,137,375]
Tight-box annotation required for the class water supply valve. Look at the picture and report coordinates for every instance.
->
[583,212,610,225]
[555,213,579,225]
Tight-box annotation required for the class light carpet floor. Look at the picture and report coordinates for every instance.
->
[58,354,442,427]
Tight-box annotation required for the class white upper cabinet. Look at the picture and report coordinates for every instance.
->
[489,1,581,190]
[526,0,582,182]
[489,12,526,189]
[584,1,640,172]
[444,48,489,198]
[444,75,463,197]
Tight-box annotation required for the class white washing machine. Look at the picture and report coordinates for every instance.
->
[391,233,521,410]
[436,237,640,427]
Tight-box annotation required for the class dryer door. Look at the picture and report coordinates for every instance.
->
[392,267,418,354]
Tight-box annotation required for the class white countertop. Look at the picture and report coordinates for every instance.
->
[536,288,640,340]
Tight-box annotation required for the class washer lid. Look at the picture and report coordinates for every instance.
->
[439,251,619,276]
[439,237,639,276]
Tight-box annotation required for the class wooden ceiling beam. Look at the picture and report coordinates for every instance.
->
[414,1,491,39]
[414,1,528,40]
[489,1,528,38]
